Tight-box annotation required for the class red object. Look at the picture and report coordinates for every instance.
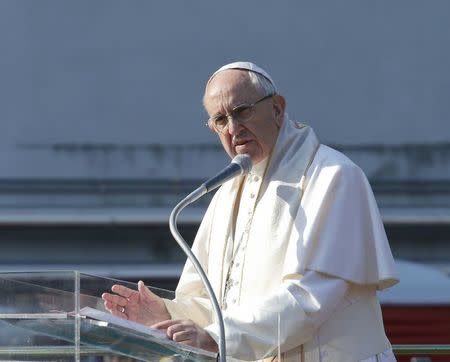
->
[382,305,450,362]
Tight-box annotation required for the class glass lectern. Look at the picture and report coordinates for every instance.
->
[0,271,217,362]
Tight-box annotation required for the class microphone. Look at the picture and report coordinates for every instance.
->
[183,154,252,205]
[203,154,252,192]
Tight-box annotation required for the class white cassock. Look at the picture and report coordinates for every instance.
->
[164,117,399,362]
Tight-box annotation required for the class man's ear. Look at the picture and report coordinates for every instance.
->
[272,95,286,128]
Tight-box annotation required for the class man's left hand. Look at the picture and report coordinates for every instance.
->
[152,319,218,353]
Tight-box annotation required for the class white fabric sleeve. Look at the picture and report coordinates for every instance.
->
[204,270,349,361]
[288,156,398,290]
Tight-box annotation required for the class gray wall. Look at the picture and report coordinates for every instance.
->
[1,0,449,183]
[0,1,449,278]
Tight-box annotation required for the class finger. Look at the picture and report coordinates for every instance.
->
[110,307,127,319]
[152,319,179,330]
[101,292,118,302]
[101,292,128,307]
[111,284,136,298]
[103,300,129,321]
[172,330,193,343]
[138,280,158,300]
[102,298,127,316]
[166,323,185,339]
[104,300,116,311]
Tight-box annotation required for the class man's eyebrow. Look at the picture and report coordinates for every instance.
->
[232,102,250,110]
[211,112,225,119]
[210,101,250,117]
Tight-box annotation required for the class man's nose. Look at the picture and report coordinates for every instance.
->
[226,116,241,135]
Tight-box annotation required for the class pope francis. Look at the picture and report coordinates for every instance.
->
[102,62,399,362]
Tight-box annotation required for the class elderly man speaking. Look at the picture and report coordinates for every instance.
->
[102,62,399,362]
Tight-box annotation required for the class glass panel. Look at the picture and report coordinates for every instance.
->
[0,271,77,361]
[0,271,216,362]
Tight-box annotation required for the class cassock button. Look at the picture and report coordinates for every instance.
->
[253,175,259,182]
[250,193,255,198]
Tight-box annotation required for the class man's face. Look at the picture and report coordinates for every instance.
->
[203,70,285,165]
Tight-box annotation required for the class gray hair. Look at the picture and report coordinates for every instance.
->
[247,71,277,97]
[203,68,277,106]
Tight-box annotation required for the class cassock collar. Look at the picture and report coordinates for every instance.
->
[249,157,269,178]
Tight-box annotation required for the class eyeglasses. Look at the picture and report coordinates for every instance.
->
[206,93,275,134]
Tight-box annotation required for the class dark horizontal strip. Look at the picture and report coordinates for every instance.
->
[0,179,202,194]
[18,142,450,152]
[0,178,448,194]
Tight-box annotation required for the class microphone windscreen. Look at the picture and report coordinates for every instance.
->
[231,154,252,174]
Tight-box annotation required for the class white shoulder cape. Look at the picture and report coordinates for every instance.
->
[206,119,398,294]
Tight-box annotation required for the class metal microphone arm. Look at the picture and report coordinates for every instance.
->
[168,154,251,362]
[169,185,226,362]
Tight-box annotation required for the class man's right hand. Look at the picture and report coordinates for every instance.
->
[101,280,171,326]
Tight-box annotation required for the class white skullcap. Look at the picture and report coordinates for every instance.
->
[207,61,277,92]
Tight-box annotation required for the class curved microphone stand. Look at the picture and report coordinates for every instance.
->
[169,185,226,362]
[169,154,252,362]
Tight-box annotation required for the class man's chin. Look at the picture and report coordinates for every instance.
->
[235,141,258,157]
